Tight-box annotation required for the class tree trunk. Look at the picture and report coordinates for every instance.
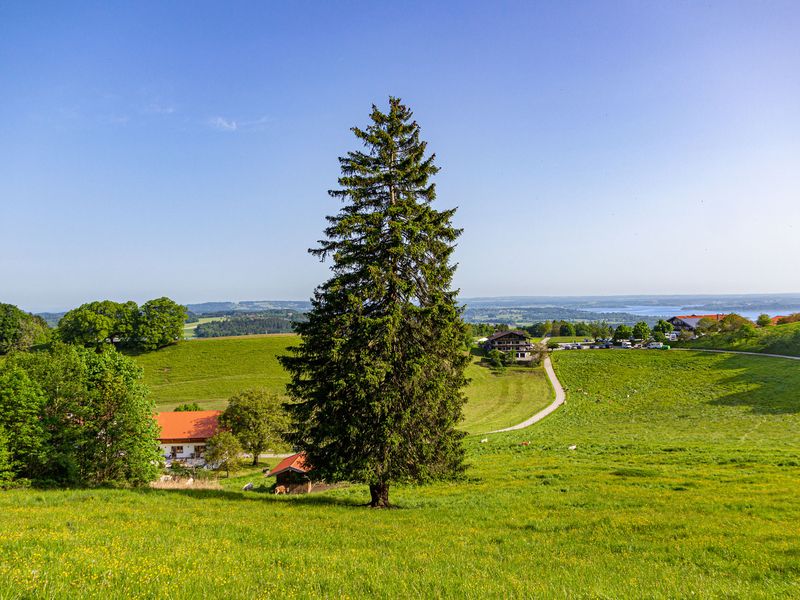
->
[252,454,259,466]
[369,483,390,508]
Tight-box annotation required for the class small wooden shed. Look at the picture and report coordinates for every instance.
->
[266,452,311,494]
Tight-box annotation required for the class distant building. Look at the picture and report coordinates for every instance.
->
[483,330,534,361]
[156,410,221,466]
[667,314,727,332]
[267,452,312,494]
[771,316,788,326]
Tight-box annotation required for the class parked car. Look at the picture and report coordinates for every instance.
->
[647,342,664,349]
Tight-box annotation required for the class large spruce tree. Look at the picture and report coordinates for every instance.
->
[279,98,469,507]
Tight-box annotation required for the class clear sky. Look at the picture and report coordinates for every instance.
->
[2,1,799,312]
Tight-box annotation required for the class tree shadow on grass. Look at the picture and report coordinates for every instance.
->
[705,353,800,415]
[139,486,370,508]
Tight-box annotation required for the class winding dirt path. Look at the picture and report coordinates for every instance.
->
[485,338,566,434]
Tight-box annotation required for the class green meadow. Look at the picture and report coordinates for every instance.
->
[675,321,800,357]
[129,334,294,410]
[181,316,225,339]
[131,335,553,434]
[1,349,799,598]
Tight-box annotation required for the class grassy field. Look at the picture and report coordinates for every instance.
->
[461,356,552,433]
[674,321,800,357]
[181,316,225,339]
[131,335,553,433]
[2,350,798,598]
[130,335,294,410]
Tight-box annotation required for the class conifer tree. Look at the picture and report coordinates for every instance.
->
[279,98,469,507]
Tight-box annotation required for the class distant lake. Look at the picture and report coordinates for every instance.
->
[586,305,800,321]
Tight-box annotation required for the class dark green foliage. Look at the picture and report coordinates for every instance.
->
[652,330,668,343]
[632,321,651,341]
[613,324,633,342]
[653,319,674,335]
[174,402,202,412]
[58,300,138,347]
[219,389,288,465]
[136,297,187,351]
[279,98,469,507]
[0,426,12,486]
[525,320,612,339]
[0,366,46,477]
[0,344,161,486]
[0,303,50,354]
[756,314,772,327]
[559,322,576,336]
[484,349,505,369]
[195,313,299,337]
[58,297,185,351]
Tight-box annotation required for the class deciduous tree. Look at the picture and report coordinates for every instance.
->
[136,297,187,351]
[205,431,242,478]
[220,389,288,466]
[0,366,46,477]
[279,98,469,507]
[632,321,650,341]
[0,303,50,353]
[613,325,633,342]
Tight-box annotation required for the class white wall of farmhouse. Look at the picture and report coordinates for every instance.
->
[160,442,208,462]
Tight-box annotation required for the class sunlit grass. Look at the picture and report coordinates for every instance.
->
[132,336,554,433]
[2,350,798,597]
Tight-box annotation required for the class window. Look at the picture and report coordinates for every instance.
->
[195,445,206,457]
[170,446,184,457]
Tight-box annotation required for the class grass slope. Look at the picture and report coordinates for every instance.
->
[675,321,800,357]
[2,350,799,598]
[462,356,553,433]
[130,335,294,410]
[132,336,553,433]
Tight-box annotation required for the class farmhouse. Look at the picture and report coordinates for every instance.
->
[667,314,727,332]
[267,452,312,494]
[483,330,534,361]
[156,410,221,466]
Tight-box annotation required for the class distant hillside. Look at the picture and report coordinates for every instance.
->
[186,300,312,315]
[675,321,800,357]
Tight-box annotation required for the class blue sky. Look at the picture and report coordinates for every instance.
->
[2,1,799,312]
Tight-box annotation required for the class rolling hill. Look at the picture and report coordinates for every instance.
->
[2,349,798,597]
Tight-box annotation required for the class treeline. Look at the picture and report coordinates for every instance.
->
[525,320,614,339]
[0,343,160,487]
[58,297,186,351]
[0,304,51,353]
[195,313,301,337]
[467,320,615,339]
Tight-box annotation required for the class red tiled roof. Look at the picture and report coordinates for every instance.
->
[156,410,221,441]
[267,452,310,477]
[771,316,787,325]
